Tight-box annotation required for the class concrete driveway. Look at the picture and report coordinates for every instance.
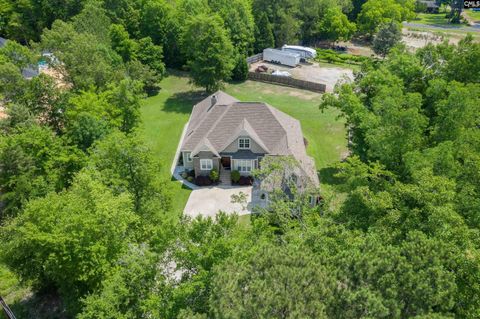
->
[183,186,253,218]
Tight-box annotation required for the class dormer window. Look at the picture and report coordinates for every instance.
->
[238,138,250,149]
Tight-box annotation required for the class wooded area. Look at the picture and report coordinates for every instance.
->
[0,0,479,318]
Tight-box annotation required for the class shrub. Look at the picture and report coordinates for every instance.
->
[195,175,212,186]
[181,171,188,179]
[231,170,240,183]
[239,176,253,186]
[187,176,194,182]
[210,169,219,183]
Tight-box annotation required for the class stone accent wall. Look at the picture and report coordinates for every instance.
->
[193,151,220,177]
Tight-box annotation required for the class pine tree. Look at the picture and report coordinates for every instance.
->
[254,13,275,53]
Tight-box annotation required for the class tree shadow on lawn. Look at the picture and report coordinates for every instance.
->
[163,91,208,114]
[10,289,68,319]
[319,166,344,189]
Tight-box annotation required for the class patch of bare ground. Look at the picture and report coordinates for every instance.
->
[402,28,455,50]
[287,90,318,100]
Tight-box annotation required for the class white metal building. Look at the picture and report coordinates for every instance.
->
[281,45,317,59]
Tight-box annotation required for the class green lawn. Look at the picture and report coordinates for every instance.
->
[413,13,453,26]
[224,81,347,170]
[140,72,197,215]
[0,264,29,308]
[141,72,348,216]
[465,9,480,22]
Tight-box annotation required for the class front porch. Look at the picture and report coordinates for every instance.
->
[219,167,231,186]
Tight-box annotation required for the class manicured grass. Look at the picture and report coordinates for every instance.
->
[0,264,29,307]
[465,9,480,22]
[140,73,199,216]
[141,72,347,215]
[413,13,454,26]
[225,81,347,170]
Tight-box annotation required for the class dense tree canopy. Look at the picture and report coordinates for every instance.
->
[1,172,138,312]
[0,1,479,319]
[357,0,415,36]
[372,22,402,56]
[181,14,235,92]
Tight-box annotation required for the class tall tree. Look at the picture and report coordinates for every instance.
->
[88,131,171,217]
[0,172,138,312]
[209,0,255,55]
[372,22,403,56]
[254,12,275,52]
[357,0,414,36]
[0,125,85,216]
[211,243,333,318]
[40,20,123,90]
[181,14,234,92]
[319,6,357,43]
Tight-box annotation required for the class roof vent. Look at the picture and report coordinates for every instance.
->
[207,95,217,112]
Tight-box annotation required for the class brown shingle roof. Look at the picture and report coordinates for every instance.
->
[181,91,319,187]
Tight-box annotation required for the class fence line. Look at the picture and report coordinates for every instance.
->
[247,72,326,93]
[246,53,263,65]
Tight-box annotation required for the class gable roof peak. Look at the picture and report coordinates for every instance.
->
[191,137,220,157]
[219,117,271,153]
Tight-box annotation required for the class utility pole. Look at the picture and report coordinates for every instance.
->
[0,296,16,319]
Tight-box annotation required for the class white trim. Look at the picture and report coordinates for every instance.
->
[200,159,213,170]
[238,138,250,150]
[185,152,192,162]
[309,195,315,206]
[236,159,253,173]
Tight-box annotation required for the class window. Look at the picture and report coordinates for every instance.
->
[238,138,250,149]
[236,160,252,173]
[200,159,213,170]
[185,152,192,162]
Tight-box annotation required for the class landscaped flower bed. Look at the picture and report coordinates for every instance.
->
[181,169,220,186]
[230,170,253,186]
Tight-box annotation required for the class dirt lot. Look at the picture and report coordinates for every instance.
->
[0,105,6,119]
[250,61,354,92]
[402,28,458,50]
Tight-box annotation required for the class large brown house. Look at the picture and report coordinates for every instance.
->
[180,91,319,189]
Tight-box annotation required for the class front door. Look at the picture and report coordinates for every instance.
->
[221,157,231,170]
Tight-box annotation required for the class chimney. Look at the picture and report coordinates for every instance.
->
[211,95,217,106]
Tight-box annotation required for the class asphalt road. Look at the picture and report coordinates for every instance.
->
[403,22,480,32]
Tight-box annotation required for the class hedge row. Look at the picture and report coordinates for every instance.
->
[315,49,373,65]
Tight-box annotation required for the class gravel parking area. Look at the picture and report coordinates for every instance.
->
[250,61,354,92]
